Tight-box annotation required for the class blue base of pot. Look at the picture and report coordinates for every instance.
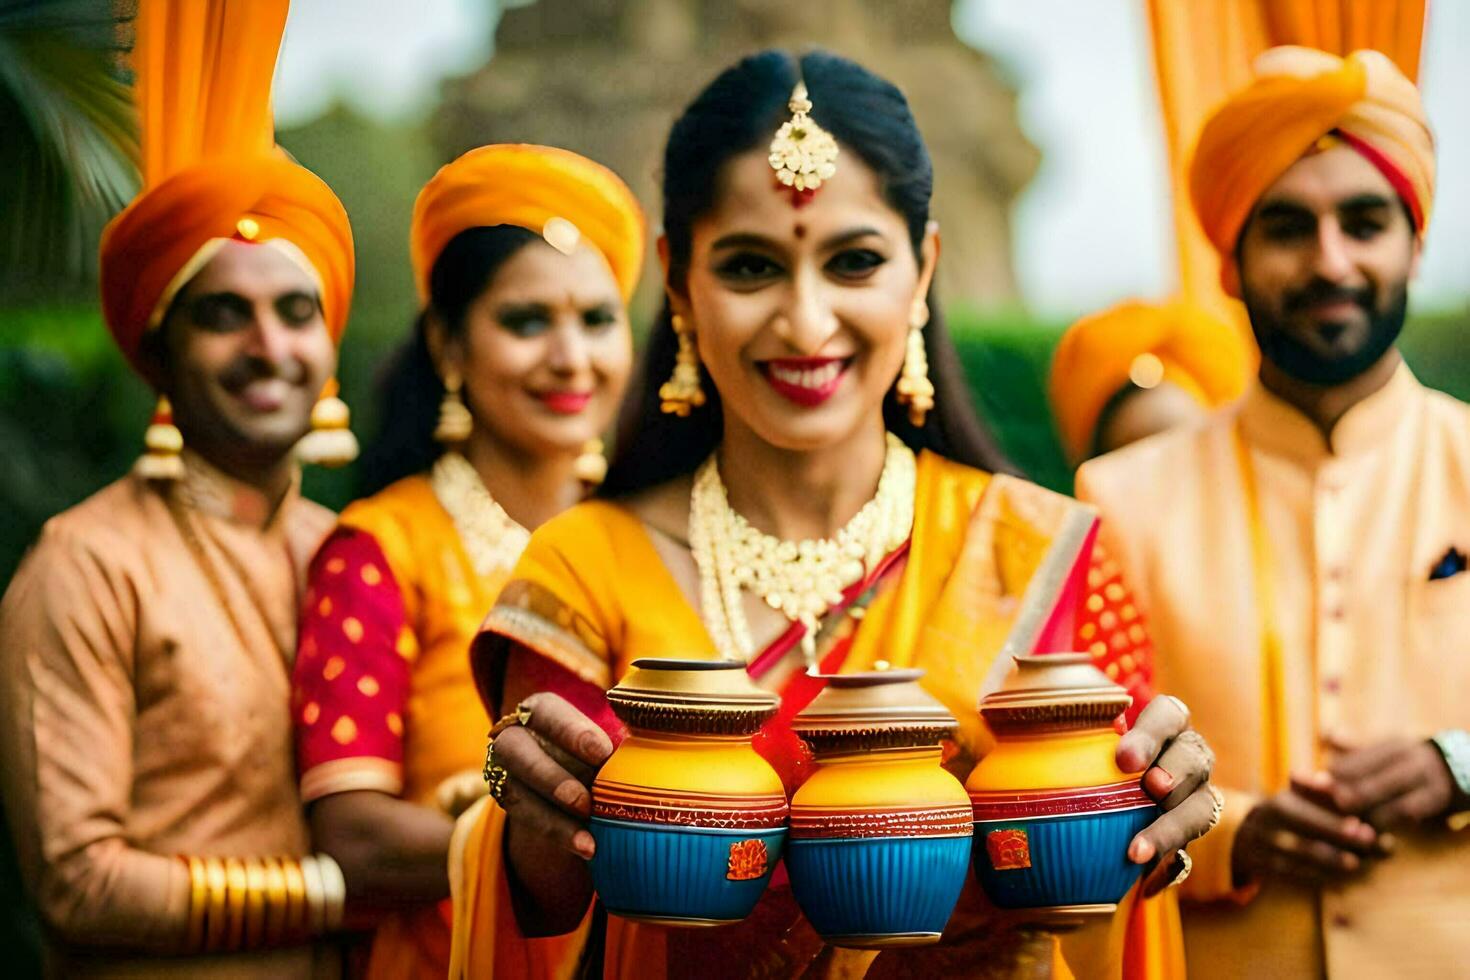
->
[786,834,971,945]
[973,806,1157,909]
[589,817,786,925]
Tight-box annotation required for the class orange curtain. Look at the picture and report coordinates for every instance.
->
[1144,0,1426,327]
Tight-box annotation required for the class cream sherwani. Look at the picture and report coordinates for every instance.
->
[0,455,337,978]
[1077,363,1470,979]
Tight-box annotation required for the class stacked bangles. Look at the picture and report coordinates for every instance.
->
[180,853,345,953]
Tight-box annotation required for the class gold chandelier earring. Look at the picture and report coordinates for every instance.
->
[575,438,608,486]
[135,394,185,480]
[659,313,706,417]
[297,378,359,466]
[895,298,935,427]
[434,368,474,445]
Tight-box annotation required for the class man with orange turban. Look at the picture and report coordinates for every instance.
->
[1049,299,1251,462]
[0,2,356,976]
[1077,47,1470,978]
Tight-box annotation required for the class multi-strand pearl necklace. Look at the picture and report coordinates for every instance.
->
[430,451,530,578]
[689,433,916,665]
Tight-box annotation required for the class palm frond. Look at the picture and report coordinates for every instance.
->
[0,0,138,297]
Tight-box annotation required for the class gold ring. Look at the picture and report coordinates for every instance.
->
[1206,783,1224,832]
[489,700,535,739]
[1168,849,1192,888]
[484,743,511,804]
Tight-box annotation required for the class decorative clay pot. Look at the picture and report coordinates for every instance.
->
[966,653,1158,928]
[786,671,973,948]
[589,659,788,926]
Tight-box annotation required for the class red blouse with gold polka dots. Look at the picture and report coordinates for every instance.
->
[294,528,413,801]
[292,475,506,810]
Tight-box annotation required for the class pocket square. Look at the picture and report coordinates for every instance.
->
[1429,546,1468,581]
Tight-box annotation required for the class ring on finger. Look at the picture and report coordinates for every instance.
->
[483,743,511,804]
[1172,728,1214,764]
[490,699,536,739]
[1206,783,1224,831]
[1168,850,1192,888]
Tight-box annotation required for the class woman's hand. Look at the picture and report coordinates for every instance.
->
[492,691,614,859]
[490,689,614,936]
[1116,695,1220,897]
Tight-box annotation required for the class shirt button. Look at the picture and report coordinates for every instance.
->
[1331,912,1352,929]
[1326,605,1346,621]
[1322,676,1342,695]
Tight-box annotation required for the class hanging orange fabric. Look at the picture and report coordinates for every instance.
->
[132,0,286,188]
[1144,0,1426,325]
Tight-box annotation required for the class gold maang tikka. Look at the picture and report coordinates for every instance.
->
[768,81,839,204]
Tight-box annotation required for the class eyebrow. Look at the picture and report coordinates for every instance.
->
[186,288,317,305]
[1337,193,1394,213]
[1254,201,1313,222]
[709,226,886,252]
[1256,193,1395,221]
[495,301,552,318]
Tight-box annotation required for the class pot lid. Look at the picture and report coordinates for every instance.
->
[979,653,1132,733]
[793,669,956,750]
[605,658,779,735]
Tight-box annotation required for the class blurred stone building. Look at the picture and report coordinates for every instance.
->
[432,0,1039,306]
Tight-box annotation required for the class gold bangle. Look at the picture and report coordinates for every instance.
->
[224,858,248,952]
[281,858,308,942]
[314,853,347,932]
[261,858,288,946]
[203,857,228,953]
[184,856,208,952]
[300,855,326,937]
[242,858,267,949]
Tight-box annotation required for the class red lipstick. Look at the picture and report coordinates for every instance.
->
[536,390,593,415]
[759,357,849,407]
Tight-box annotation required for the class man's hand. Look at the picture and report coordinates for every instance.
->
[1325,735,1457,830]
[1232,775,1382,888]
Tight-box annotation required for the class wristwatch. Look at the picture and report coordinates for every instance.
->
[1430,729,1470,821]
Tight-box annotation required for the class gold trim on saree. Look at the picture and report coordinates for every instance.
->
[481,579,612,689]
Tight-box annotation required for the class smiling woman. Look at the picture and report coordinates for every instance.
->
[457,49,1220,980]
[289,144,645,980]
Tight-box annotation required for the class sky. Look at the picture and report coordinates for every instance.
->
[273,0,1469,317]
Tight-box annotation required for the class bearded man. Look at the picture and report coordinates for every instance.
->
[1077,47,1470,979]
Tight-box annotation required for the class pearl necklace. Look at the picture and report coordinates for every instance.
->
[689,433,916,664]
[430,451,530,578]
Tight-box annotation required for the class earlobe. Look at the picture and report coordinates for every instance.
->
[657,234,693,322]
[422,313,460,380]
[917,222,941,298]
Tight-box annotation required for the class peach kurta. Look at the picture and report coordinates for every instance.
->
[1077,363,1470,979]
[0,456,336,978]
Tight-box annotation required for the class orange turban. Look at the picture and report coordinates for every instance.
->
[100,155,354,377]
[410,144,645,305]
[1190,46,1434,297]
[1049,300,1251,461]
[100,0,354,379]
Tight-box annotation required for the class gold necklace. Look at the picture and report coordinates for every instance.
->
[430,451,531,578]
[689,432,916,665]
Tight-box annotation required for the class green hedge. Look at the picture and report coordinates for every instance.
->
[3,303,1466,585]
